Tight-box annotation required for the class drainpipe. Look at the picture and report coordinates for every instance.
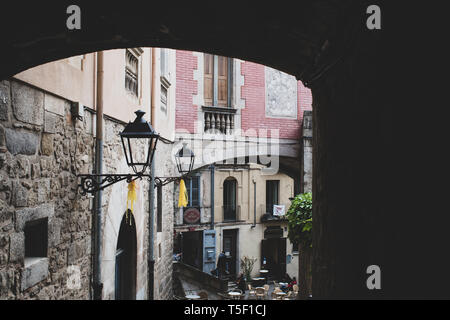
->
[93,51,104,300]
[148,47,157,300]
[251,179,256,228]
[210,164,215,230]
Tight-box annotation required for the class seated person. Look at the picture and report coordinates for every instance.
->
[236,273,247,292]
[287,277,297,291]
[280,273,292,292]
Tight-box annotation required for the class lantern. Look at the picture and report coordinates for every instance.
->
[120,110,160,174]
[175,143,195,176]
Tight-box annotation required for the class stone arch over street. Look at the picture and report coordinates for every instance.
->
[1,1,448,299]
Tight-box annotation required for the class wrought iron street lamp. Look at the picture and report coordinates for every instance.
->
[78,110,195,195]
[154,143,195,187]
[175,143,195,175]
[120,110,159,174]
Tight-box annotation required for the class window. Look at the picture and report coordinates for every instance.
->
[184,176,200,208]
[125,48,142,97]
[266,180,280,214]
[24,218,48,258]
[223,178,237,221]
[292,242,299,255]
[204,54,232,107]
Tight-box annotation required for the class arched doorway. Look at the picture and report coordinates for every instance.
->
[115,210,137,300]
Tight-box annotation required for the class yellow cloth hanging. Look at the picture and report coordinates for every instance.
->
[127,181,138,225]
[178,179,188,208]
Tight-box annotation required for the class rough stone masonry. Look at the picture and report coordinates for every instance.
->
[0,79,93,299]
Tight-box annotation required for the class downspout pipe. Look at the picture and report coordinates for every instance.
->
[148,47,157,300]
[93,51,104,300]
[210,164,215,230]
[251,179,256,228]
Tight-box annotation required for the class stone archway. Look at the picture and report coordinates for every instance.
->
[2,1,447,299]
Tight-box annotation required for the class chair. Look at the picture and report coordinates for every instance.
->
[255,287,265,300]
[263,284,269,296]
[271,287,282,300]
[248,284,256,299]
[284,291,293,300]
[198,291,208,300]
[292,284,299,298]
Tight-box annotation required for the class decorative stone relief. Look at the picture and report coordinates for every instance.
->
[265,66,298,119]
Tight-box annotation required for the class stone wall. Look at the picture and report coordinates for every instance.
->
[0,79,175,300]
[0,79,93,299]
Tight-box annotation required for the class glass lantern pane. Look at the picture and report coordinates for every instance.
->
[177,157,193,174]
[126,137,149,165]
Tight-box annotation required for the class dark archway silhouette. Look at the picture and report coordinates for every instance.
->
[115,210,137,300]
[1,1,448,299]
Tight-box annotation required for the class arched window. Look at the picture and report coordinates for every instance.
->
[223,178,237,221]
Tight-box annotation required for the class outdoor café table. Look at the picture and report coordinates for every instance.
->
[252,277,265,287]
[228,292,241,300]
[279,282,288,290]
[186,294,200,300]
[259,270,269,282]
[275,292,286,300]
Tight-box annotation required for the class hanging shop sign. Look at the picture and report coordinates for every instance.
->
[184,207,201,224]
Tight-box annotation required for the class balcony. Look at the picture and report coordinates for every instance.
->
[202,106,237,135]
[222,205,241,222]
[260,204,287,223]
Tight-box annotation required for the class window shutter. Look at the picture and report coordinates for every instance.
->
[217,56,228,107]
[204,53,214,106]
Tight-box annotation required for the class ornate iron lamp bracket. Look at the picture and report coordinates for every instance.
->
[78,173,151,195]
[78,174,190,195]
[153,176,182,188]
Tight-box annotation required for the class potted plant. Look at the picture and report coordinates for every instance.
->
[240,256,257,284]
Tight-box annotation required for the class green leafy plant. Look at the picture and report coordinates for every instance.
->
[240,256,257,282]
[286,192,312,248]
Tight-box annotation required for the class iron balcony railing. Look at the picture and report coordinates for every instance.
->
[222,205,241,222]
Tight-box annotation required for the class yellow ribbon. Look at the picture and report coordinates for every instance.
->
[178,179,188,208]
[127,181,138,225]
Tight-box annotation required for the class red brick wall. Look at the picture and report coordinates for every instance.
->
[240,61,312,139]
[175,52,313,138]
[175,50,198,133]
